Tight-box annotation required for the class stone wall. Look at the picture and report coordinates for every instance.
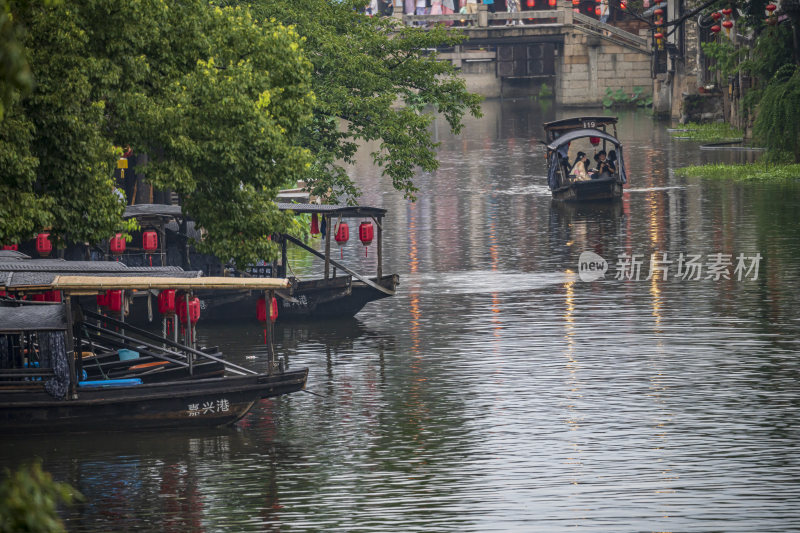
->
[556,30,652,106]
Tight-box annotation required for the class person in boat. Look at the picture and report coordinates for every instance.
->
[569,152,591,181]
[594,150,616,177]
[607,150,618,173]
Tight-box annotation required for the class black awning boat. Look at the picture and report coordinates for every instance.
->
[0,273,307,434]
[543,117,627,202]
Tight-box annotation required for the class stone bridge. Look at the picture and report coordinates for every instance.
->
[404,6,654,104]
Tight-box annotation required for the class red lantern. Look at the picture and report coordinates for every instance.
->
[359,222,374,246]
[526,0,534,7]
[32,293,46,302]
[654,32,664,39]
[549,0,556,6]
[711,11,722,21]
[158,289,176,315]
[96,291,108,308]
[765,3,777,13]
[653,8,663,16]
[620,2,626,9]
[177,297,200,324]
[107,290,123,313]
[257,296,279,323]
[2,244,18,251]
[589,136,601,146]
[572,0,578,5]
[44,290,61,302]
[335,222,349,245]
[711,24,721,33]
[142,230,158,252]
[722,7,732,17]
[595,5,601,14]
[110,233,126,256]
[310,213,320,236]
[722,19,733,33]
[36,233,52,257]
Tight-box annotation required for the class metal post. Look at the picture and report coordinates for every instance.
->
[120,291,125,338]
[324,215,331,280]
[265,290,276,375]
[184,292,193,376]
[376,216,383,280]
[65,296,78,399]
[281,236,288,278]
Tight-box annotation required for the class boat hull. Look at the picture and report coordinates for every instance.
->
[552,177,623,202]
[0,369,307,433]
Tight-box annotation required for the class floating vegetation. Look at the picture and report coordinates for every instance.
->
[669,122,743,142]
[675,162,800,182]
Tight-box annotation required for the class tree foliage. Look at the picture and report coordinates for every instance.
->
[0,460,80,533]
[2,1,313,266]
[236,0,483,202]
[754,65,800,162]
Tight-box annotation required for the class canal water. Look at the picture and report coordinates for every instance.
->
[3,100,800,531]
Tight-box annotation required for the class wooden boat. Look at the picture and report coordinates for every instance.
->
[0,270,308,433]
[107,203,399,322]
[543,116,627,201]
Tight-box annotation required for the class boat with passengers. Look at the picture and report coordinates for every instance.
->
[543,116,627,201]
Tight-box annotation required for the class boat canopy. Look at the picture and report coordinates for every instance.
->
[0,301,68,332]
[546,128,627,190]
[546,128,621,151]
[2,275,291,294]
[543,116,618,132]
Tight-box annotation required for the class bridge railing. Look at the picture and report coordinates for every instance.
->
[402,9,564,26]
[572,12,649,52]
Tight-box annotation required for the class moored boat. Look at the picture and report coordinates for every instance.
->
[0,268,308,433]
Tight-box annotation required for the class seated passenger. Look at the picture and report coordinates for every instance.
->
[607,150,618,173]
[594,150,615,177]
[570,152,591,181]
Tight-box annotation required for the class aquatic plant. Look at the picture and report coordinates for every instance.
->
[753,65,800,163]
[669,122,743,142]
[675,162,800,181]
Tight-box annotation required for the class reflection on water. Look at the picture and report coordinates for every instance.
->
[3,100,800,531]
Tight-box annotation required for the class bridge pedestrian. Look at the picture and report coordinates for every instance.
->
[442,0,455,25]
[505,0,523,25]
[465,0,478,25]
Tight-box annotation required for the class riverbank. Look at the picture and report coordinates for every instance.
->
[675,162,800,182]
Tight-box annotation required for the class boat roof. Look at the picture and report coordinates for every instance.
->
[546,128,622,151]
[2,274,290,293]
[275,203,386,217]
[543,116,618,132]
[0,257,201,290]
[125,203,388,221]
[0,300,68,332]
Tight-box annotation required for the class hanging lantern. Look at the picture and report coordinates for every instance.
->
[589,136,601,146]
[711,11,722,21]
[549,0,556,6]
[44,290,61,302]
[177,297,201,324]
[653,7,663,16]
[722,19,733,35]
[359,221,374,257]
[158,289,176,315]
[572,0,579,5]
[2,244,18,251]
[765,3,777,15]
[711,24,721,33]
[96,291,108,308]
[656,17,664,25]
[654,31,664,48]
[257,296,279,323]
[620,1,626,9]
[526,0,534,7]
[335,222,349,245]
[36,233,52,257]
[109,233,126,256]
[722,7,732,18]
[310,213,320,236]
[595,5,601,14]
[107,290,123,313]
[142,230,158,252]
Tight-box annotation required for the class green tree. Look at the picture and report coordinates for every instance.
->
[238,0,483,202]
[3,1,313,266]
[0,461,80,533]
[754,65,800,162]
